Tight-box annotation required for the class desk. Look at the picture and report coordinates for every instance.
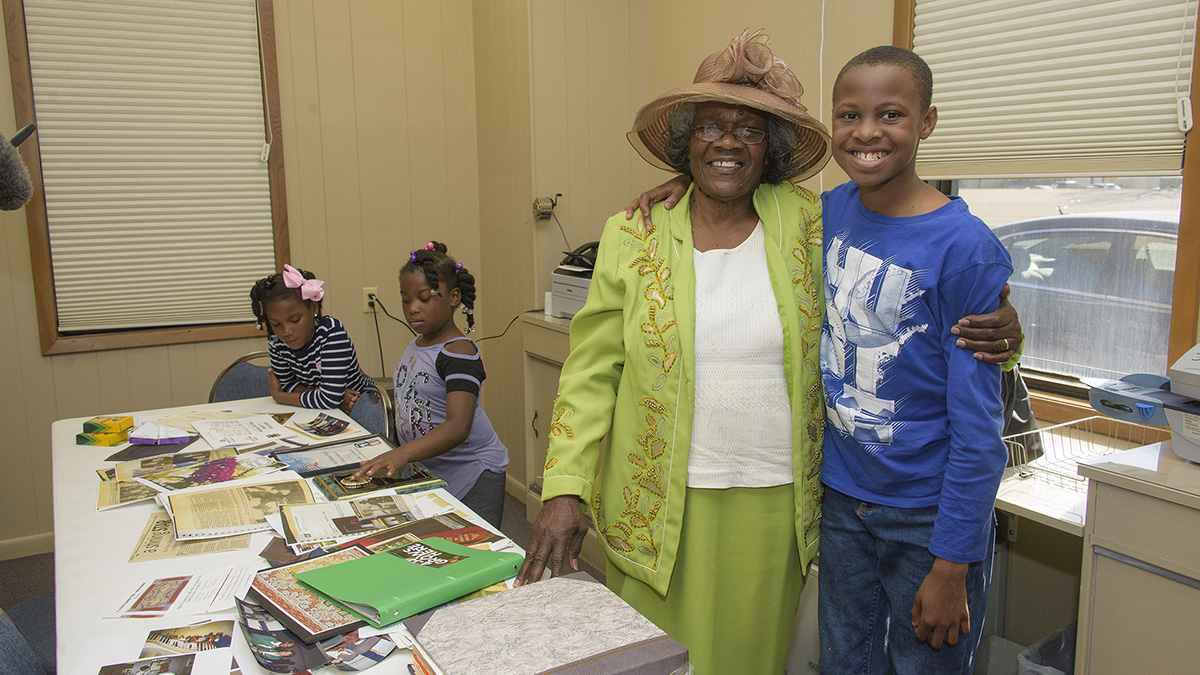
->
[51,397,511,675]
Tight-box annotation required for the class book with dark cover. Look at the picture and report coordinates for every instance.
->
[295,537,522,628]
[311,463,445,501]
[403,572,689,675]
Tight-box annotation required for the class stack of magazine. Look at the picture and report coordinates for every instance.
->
[243,518,521,643]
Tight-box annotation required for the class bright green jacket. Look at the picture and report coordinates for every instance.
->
[541,181,826,594]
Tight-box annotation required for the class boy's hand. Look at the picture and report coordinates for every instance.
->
[622,175,690,227]
[352,448,408,480]
[911,557,971,649]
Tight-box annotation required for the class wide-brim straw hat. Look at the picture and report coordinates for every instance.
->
[628,29,831,183]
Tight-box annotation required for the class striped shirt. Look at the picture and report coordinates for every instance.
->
[269,315,375,409]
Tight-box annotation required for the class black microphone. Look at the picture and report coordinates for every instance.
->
[0,123,34,211]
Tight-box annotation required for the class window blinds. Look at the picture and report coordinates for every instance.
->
[912,0,1198,179]
[23,0,276,332]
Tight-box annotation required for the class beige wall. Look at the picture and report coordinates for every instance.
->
[0,0,900,557]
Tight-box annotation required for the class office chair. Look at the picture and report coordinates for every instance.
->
[1,592,55,674]
[208,351,271,403]
[350,386,394,441]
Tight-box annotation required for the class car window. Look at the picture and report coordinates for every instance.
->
[1004,230,1115,294]
[1120,234,1176,304]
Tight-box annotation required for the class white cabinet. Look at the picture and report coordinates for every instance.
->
[1075,441,1200,674]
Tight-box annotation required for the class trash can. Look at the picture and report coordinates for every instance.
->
[1016,623,1076,675]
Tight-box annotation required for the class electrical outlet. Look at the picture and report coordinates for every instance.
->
[362,287,378,313]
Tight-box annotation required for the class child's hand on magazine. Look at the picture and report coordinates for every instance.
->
[353,448,408,479]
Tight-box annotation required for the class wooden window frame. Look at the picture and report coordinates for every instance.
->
[3,0,289,355]
[894,0,1200,424]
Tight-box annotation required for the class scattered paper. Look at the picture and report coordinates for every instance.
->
[193,415,296,450]
[164,479,314,541]
[110,565,257,618]
[128,512,251,563]
[69,630,234,675]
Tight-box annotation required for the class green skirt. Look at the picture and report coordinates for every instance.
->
[606,484,804,675]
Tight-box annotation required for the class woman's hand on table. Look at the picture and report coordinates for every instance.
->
[953,284,1023,365]
[352,447,408,480]
[514,495,590,586]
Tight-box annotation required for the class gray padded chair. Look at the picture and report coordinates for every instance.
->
[350,387,394,441]
[1,592,55,674]
[208,351,271,403]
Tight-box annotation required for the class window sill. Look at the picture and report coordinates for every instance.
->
[43,323,262,355]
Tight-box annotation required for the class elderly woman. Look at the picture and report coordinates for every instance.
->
[515,31,1017,674]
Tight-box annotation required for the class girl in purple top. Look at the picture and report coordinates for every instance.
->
[353,242,509,527]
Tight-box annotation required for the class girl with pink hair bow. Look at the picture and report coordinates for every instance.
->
[249,264,376,415]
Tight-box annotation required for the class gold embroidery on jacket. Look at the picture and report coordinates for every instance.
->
[785,184,825,549]
[546,394,574,470]
[591,218,675,564]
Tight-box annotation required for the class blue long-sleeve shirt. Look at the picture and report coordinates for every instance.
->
[819,182,1012,563]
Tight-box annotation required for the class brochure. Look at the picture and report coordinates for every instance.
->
[193,415,296,450]
[110,565,257,618]
[271,436,393,477]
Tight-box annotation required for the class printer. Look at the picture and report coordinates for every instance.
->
[1085,342,1200,462]
[550,242,597,319]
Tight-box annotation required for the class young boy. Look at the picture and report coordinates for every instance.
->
[817,45,1010,674]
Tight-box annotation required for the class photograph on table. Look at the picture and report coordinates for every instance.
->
[286,412,350,439]
[240,623,330,674]
[97,653,195,675]
[311,463,444,501]
[278,492,439,551]
[141,620,236,656]
[114,449,239,481]
[133,454,285,492]
[333,511,505,554]
[97,480,159,511]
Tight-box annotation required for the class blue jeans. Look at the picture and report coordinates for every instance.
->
[818,487,993,675]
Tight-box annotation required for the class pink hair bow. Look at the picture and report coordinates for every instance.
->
[282,264,325,301]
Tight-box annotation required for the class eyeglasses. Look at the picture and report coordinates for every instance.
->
[691,124,766,145]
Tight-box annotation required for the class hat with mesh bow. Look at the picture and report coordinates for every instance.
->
[627,29,831,183]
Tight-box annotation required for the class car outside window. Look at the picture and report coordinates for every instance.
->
[956,178,1180,382]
